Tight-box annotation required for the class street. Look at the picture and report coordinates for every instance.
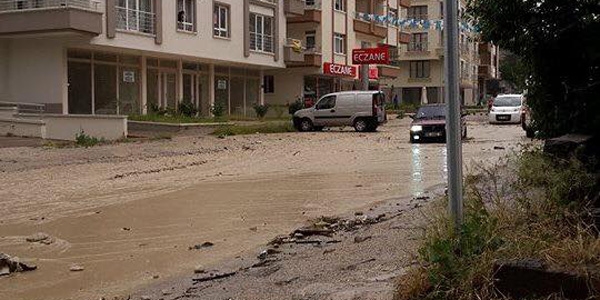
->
[0,117,526,300]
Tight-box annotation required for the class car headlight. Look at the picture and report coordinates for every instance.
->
[411,125,423,132]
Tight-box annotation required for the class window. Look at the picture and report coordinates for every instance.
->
[334,33,346,55]
[250,13,274,53]
[334,0,345,12]
[388,7,398,24]
[305,0,315,6]
[305,31,316,51]
[410,61,430,79]
[263,75,274,93]
[407,5,428,20]
[409,33,428,51]
[213,3,229,38]
[177,0,195,32]
[316,96,336,110]
[116,0,154,34]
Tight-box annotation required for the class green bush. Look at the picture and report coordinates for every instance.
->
[178,101,198,117]
[288,99,305,115]
[253,103,270,119]
[210,102,226,118]
[75,131,102,147]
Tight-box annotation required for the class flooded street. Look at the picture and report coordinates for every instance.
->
[0,118,526,300]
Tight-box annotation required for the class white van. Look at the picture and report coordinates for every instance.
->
[489,94,525,124]
[293,91,387,132]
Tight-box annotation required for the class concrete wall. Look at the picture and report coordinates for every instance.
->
[0,118,45,138]
[264,70,304,105]
[7,38,66,108]
[42,114,127,141]
[0,40,8,101]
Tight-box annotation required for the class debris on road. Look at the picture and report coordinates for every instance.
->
[69,264,85,272]
[193,265,205,274]
[0,253,37,276]
[189,242,214,250]
[25,232,54,245]
[493,146,506,150]
[353,236,372,243]
[192,271,236,284]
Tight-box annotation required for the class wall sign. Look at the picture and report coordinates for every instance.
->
[323,62,358,77]
[217,79,227,90]
[123,71,135,83]
[352,47,390,65]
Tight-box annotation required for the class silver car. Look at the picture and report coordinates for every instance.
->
[293,91,387,132]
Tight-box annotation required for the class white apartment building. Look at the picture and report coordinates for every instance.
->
[381,0,480,105]
[265,0,411,106]
[0,0,292,117]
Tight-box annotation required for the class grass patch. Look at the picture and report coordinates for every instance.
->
[396,147,600,300]
[75,132,104,147]
[211,122,295,137]
[128,114,227,124]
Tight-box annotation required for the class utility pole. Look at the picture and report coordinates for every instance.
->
[361,65,369,91]
[443,0,463,231]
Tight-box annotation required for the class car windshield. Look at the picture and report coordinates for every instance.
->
[415,106,446,119]
[493,96,522,107]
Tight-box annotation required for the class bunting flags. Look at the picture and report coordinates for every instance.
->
[355,12,479,33]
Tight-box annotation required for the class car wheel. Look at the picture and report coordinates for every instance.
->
[299,118,313,132]
[354,118,368,132]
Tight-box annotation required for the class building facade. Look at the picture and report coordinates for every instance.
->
[381,0,480,105]
[265,0,411,106]
[477,41,500,99]
[0,0,291,117]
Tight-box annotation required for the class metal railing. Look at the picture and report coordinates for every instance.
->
[116,6,155,35]
[0,101,45,115]
[177,21,193,32]
[0,0,99,12]
[408,41,429,52]
[250,32,274,53]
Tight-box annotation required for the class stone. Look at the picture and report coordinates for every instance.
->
[25,232,52,244]
[161,290,172,296]
[354,211,364,216]
[189,242,214,250]
[69,264,85,272]
[353,236,372,243]
[194,265,205,274]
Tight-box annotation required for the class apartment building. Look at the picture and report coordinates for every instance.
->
[381,0,480,105]
[265,0,411,106]
[477,41,500,98]
[0,0,291,117]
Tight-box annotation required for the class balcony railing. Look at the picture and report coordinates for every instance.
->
[177,21,193,32]
[408,41,428,52]
[0,0,99,12]
[250,32,274,53]
[116,6,155,35]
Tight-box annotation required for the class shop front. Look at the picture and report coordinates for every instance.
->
[302,62,357,106]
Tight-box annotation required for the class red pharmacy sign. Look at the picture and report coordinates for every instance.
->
[323,62,358,77]
[352,47,390,65]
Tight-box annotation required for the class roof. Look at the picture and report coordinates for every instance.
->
[322,90,383,97]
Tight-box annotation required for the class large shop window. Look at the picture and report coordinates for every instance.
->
[116,0,155,34]
[250,13,274,53]
[67,50,141,115]
[213,3,230,38]
[177,0,196,32]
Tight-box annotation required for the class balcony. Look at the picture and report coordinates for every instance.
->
[284,42,322,68]
[287,1,320,23]
[378,65,401,78]
[353,18,387,39]
[283,0,303,16]
[398,0,411,8]
[398,42,442,60]
[398,31,410,44]
[0,0,102,36]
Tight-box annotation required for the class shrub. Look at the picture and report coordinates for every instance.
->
[288,99,304,115]
[75,131,102,147]
[253,103,270,119]
[178,101,198,117]
[210,102,226,118]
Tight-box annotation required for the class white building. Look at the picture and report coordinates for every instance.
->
[0,0,292,117]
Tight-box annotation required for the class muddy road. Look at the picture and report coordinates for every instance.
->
[0,118,526,300]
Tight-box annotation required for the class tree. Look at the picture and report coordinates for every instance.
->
[468,0,600,137]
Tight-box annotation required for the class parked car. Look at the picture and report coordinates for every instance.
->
[409,104,467,143]
[520,100,535,138]
[293,91,387,132]
[489,94,525,124]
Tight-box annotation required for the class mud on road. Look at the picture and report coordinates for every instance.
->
[0,118,526,300]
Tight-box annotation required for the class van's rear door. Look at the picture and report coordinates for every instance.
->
[373,92,387,123]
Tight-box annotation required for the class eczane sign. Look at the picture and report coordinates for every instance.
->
[352,47,389,65]
[323,62,358,77]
